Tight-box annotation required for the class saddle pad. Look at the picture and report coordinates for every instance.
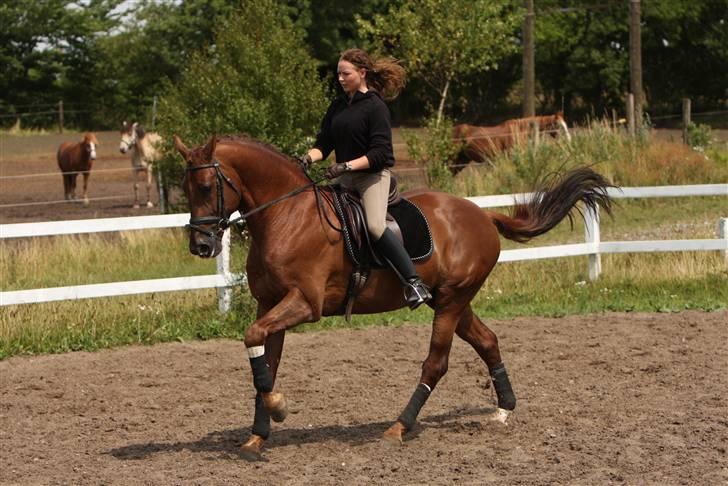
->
[388,198,433,262]
[332,191,433,268]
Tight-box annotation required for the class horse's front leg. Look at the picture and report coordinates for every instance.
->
[240,288,313,460]
[81,172,90,205]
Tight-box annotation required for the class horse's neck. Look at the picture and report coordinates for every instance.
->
[137,133,161,161]
[222,143,310,238]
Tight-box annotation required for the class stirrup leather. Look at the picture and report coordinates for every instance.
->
[404,278,432,309]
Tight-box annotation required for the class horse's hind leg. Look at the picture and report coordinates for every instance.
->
[62,174,71,200]
[383,304,463,444]
[145,167,154,207]
[455,305,516,420]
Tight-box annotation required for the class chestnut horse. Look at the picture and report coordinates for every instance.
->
[57,132,98,205]
[119,121,162,208]
[452,112,571,174]
[174,134,613,460]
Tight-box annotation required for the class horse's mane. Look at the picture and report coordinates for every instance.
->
[217,134,294,162]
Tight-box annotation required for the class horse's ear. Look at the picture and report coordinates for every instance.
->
[173,135,190,159]
[202,135,217,161]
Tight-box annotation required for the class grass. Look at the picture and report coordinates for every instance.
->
[1,124,726,359]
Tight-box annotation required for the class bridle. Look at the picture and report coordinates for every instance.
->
[185,159,324,240]
[120,133,136,151]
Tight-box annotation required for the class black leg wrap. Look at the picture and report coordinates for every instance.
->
[397,383,432,431]
[490,363,516,410]
[249,355,273,393]
[251,393,271,439]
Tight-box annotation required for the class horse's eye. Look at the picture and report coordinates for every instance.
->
[199,183,212,193]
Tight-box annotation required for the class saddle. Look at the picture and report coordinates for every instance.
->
[330,177,433,320]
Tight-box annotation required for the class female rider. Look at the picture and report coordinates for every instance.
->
[299,48,431,309]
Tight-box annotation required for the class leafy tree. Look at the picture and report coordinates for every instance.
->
[358,0,522,125]
[155,0,329,205]
[94,0,239,127]
[0,0,121,128]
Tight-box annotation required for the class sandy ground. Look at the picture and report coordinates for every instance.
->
[1,310,726,485]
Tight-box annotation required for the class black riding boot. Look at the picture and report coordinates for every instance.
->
[374,228,432,309]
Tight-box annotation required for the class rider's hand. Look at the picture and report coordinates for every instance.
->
[325,162,351,180]
[297,153,313,170]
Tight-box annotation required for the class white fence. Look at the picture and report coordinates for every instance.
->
[1,184,726,310]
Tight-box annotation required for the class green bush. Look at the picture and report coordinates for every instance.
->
[403,116,460,192]
[686,122,713,150]
[154,0,330,209]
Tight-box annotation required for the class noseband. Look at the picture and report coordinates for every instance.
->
[120,136,136,151]
[185,160,243,239]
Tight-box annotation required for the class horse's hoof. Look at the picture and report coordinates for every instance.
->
[83,198,89,206]
[133,204,140,209]
[490,407,511,424]
[382,421,405,445]
[146,201,154,208]
[263,391,288,423]
[239,434,266,462]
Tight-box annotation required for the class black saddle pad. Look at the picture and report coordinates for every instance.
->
[388,198,433,262]
[332,188,433,268]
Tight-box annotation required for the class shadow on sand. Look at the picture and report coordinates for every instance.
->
[107,405,499,461]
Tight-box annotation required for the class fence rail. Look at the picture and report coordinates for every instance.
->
[1,184,726,309]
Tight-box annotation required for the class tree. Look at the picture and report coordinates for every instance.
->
[155,0,329,203]
[358,0,522,125]
[0,0,121,128]
[93,0,239,127]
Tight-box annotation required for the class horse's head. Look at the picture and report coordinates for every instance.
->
[174,135,243,258]
[83,133,98,160]
[543,112,571,141]
[120,121,145,154]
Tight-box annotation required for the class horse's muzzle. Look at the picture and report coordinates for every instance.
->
[189,234,222,258]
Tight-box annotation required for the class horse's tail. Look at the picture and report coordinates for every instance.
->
[488,167,615,243]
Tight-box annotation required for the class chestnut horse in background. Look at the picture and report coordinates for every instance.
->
[57,132,98,205]
[452,112,571,174]
[174,134,613,460]
[119,121,162,208]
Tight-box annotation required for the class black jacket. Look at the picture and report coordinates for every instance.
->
[313,90,395,173]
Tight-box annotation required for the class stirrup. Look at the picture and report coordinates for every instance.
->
[404,278,432,310]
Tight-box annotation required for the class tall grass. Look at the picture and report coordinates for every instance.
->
[454,120,728,196]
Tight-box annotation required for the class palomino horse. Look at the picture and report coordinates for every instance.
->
[119,121,162,208]
[452,112,571,174]
[173,134,613,460]
[57,132,98,205]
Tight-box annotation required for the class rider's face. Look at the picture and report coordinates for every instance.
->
[337,60,366,96]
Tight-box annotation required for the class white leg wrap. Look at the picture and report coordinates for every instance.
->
[246,345,265,359]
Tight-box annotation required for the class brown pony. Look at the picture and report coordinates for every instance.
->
[174,134,613,460]
[57,132,98,205]
[452,112,570,174]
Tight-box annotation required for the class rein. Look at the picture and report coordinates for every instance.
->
[185,159,326,239]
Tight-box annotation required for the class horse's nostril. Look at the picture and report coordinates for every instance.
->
[199,244,211,256]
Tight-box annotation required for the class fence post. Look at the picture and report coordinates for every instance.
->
[626,93,635,137]
[151,95,158,130]
[719,217,728,266]
[530,120,540,147]
[584,205,601,281]
[217,228,233,313]
[682,98,691,145]
[58,100,64,134]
